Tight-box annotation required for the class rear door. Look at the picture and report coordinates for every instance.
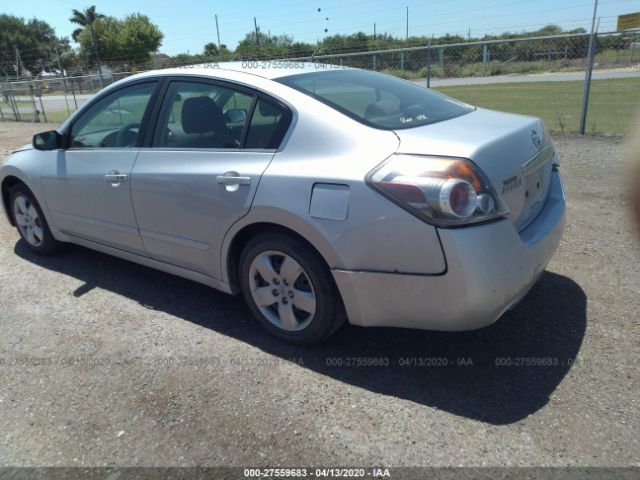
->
[131,78,291,279]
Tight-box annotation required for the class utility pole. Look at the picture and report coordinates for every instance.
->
[88,23,104,88]
[215,14,222,59]
[579,0,598,135]
[426,35,434,88]
[55,45,71,115]
[89,25,101,69]
[15,47,20,81]
[254,17,260,46]
[406,7,409,39]
[373,22,376,39]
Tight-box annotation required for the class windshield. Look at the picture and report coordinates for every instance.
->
[276,69,473,130]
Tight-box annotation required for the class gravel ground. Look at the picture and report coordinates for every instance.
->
[0,122,638,468]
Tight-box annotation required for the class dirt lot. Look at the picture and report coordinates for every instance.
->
[0,121,638,468]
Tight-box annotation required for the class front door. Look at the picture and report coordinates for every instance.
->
[41,82,158,254]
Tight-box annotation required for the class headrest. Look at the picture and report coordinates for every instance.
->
[182,96,225,134]
[364,99,400,119]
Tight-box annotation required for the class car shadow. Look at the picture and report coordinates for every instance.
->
[14,240,587,425]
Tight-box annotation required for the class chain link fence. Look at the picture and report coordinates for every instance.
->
[1,30,639,134]
[292,30,638,80]
[289,30,640,134]
[0,72,129,123]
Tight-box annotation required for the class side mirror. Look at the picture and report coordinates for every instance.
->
[33,130,64,151]
[225,108,248,124]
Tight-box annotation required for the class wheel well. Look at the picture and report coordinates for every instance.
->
[227,222,334,294]
[1,176,26,226]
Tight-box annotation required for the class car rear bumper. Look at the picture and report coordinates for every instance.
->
[332,169,566,330]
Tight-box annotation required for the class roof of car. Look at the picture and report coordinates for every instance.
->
[133,62,349,82]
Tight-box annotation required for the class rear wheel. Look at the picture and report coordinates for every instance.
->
[239,232,345,344]
[10,185,62,256]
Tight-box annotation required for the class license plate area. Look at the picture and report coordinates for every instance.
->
[524,167,545,208]
[519,146,554,228]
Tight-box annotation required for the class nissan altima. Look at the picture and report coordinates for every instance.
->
[0,63,566,344]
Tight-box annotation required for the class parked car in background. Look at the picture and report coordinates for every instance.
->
[0,63,566,344]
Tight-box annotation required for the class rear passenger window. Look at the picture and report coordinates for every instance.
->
[154,81,253,149]
[245,98,291,149]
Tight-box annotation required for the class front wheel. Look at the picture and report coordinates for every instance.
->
[239,232,345,344]
[10,185,62,256]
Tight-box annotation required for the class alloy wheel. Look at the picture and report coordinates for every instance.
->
[13,195,44,247]
[248,250,317,331]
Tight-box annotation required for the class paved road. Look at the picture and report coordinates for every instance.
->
[37,94,92,111]
[4,94,92,119]
[0,122,638,468]
[411,68,640,87]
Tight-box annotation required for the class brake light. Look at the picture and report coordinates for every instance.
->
[367,154,508,227]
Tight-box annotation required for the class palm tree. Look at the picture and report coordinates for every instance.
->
[70,6,105,71]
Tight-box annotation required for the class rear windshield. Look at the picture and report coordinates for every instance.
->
[276,69,473,130]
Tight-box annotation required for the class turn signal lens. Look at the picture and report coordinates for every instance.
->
[367,154,508,227]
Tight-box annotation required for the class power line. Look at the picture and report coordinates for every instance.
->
[4,0,638,63]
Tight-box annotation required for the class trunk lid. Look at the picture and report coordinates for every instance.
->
[393,108,555,230]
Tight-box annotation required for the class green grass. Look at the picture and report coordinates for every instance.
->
[1,100,32,108]
[1,101,73,124]
[435,77,640,134]
[42,110,73,124]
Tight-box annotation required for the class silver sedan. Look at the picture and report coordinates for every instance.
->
[0,63,566,344]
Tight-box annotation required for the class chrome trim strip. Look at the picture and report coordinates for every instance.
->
[53,210,139,234]
[139,228,211,251]
[522,145,554,176]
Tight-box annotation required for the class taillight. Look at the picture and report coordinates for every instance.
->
[367,154,509,227]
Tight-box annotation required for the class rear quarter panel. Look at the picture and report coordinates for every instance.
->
[221,90,447,282]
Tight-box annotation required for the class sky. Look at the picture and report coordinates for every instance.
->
[1,0,638,55]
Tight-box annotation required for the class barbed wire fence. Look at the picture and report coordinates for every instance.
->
[1,29,638,133]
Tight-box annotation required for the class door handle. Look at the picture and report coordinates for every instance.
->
[105,171,128,186]
[217,172,251,187]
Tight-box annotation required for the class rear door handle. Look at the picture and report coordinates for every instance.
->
[217,172,251,187]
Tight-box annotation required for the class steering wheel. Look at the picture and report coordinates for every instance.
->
[115,123,140,147]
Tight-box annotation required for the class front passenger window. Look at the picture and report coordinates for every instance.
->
[69,82,156,149]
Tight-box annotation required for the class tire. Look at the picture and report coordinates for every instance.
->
[239,232,346,345]
[10,184,62,256]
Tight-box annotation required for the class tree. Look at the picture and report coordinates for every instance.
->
[0,14,68,77]
[203,42,219,57]
[74,13,163,69]
[118,14,164,65]
[70,6,105,42]
[70,6,105,69]
[538,24,563,36]
[202,42,232,60]
[235,32,296,59]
